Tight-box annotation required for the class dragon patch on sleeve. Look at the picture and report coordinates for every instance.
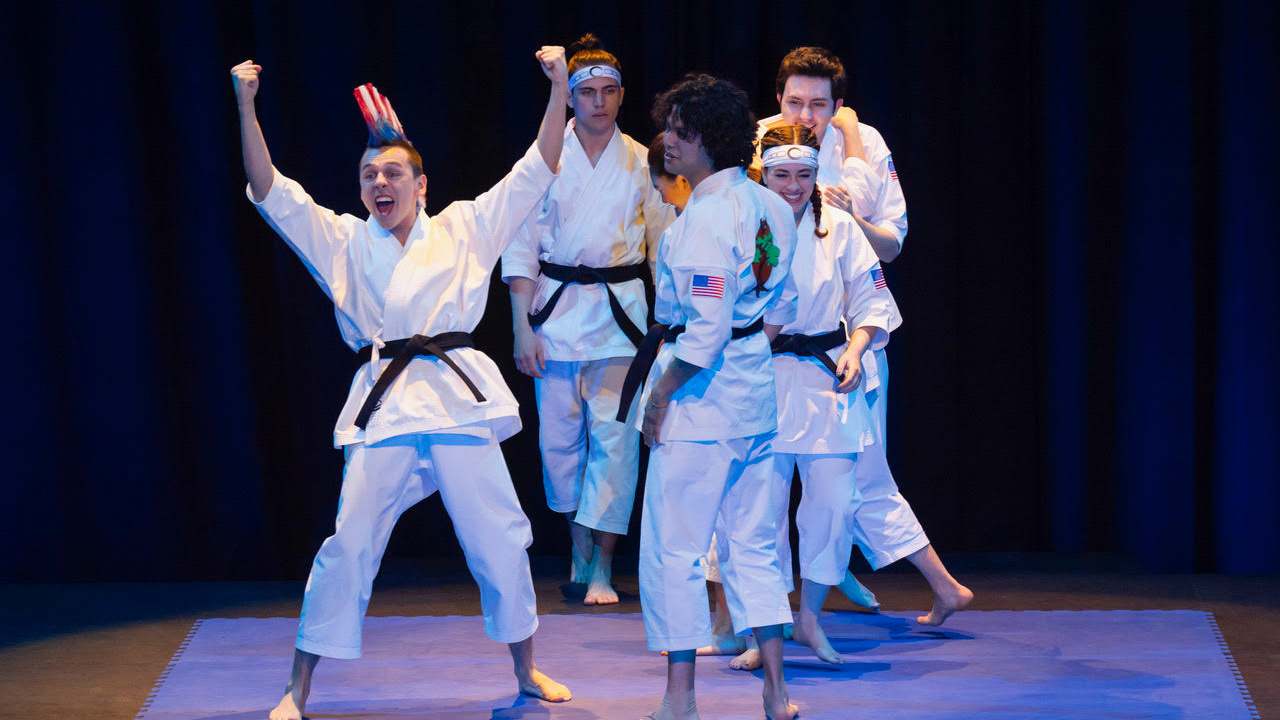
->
[752,218,780,296]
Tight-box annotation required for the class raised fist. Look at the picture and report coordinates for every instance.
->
[536,46,568,84]
[230,60,262,105]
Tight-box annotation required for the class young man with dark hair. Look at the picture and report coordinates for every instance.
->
[629,73,799,720]
[503,34,667,607]
[231,49,573,720]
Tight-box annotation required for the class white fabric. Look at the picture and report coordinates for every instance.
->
[250,142,556,446]
[502,122,665,361]
[851,349,930,569]
[296,429,538,658]
[636,167,799,441]
[639,435,793,651]
[534,357,639,534]
[773,205,898,454]
[773,453,861,586]
[757,114,907,247]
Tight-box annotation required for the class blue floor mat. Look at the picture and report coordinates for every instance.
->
[136,610,1257,719]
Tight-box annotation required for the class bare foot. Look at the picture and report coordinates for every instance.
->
[917,583,974,626]
[836,572,880,611]
[518,667,572,702]
[762,683,798,720]
[268,693,302,720]
[583,560,619,605]
[640,695,700,720]
[792,617,843,664]
[729,647,762,671]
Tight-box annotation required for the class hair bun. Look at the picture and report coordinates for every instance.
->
[570,33,603,54]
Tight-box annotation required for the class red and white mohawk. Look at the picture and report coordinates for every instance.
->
[354,83,408,144]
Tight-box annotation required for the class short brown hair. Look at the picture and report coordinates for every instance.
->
[775,46,847,102]
[366,138,424,177]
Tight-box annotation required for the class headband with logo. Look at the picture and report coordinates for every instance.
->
[568,64,622,92]
[761,144,820,168]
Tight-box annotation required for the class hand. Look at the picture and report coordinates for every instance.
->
[834,345,863,393]
[230,60,261,106]
[513,324,548,378]
[641,396,670,448]
[822,184,854,215]
[536,45,568,84]
[828,106,859,133]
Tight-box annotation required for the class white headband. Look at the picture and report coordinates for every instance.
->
[568,64,622,92]
[761,144,820,168]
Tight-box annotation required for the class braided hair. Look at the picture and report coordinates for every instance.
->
[758,125,828,238]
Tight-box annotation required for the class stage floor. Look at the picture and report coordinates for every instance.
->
[0,554,1276,719]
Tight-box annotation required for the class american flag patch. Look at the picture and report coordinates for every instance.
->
[691,274,725,299]
[888,156,899,182]
[871,266,888,289]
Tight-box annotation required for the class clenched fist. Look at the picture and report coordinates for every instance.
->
[230,60,262,106]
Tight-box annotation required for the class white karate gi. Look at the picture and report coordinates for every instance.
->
[758,116,926,570]
[502,122,664,534]
[771,205,899,586]
[250,143,556,658]
[635,167,799,651]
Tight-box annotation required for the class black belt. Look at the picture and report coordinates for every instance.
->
[528,260,647,347]
[615,317,765,422]
[771,326,847,378]
[353,332,481,429]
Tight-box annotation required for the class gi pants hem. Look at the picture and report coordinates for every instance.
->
[485,615,540,645]
[296,635,361,660]
[862,533,931,571]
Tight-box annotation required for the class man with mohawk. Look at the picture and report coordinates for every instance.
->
[231,48,572,720]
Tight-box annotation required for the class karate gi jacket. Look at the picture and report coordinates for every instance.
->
[250,143,556,446]
[639,167,799,442]
[772,205,900,454]
[501,121,666,361]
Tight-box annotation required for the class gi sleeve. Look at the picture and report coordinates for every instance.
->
[666,210,737,368]
[499,207,544,283]
[841,225,895,351]
[840,125,908,247]
[763,203,799,329]
[249,168,360,310]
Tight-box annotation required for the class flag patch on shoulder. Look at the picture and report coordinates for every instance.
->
[871,266,888,289]
[888,156,899,182]
[692,274,725,299]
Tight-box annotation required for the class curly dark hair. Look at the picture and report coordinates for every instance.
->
[759,125,828,238]
[775,46,847,102]
[650,73,756,172]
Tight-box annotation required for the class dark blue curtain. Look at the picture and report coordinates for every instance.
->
[2,0,1275,580]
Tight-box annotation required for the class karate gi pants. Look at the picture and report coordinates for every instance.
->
[295,430,539,659]
[639,434,793,651]
[535,357,640,535]
[773,453,863,587]
[851,348,929,569]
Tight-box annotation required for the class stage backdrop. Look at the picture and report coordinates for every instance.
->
[1,0,1276,581]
